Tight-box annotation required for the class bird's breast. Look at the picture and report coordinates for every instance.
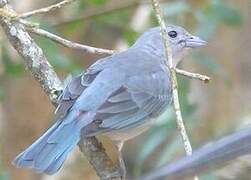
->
[104,117,156,142]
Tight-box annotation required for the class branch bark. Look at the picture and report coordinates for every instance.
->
[28,27,114,55]
[0,2,120,180]
[0,5,62,104]
[53,0,140,26]
[176,68,211,83]
[16,0,77,19]
[0,1,210,179]
[151,0,198,179]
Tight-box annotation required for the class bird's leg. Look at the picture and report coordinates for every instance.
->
[115,141,126,180]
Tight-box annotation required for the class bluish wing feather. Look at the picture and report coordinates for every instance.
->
[98,101,137,114]
[127,71,172,117]
[84,71,171,135]
[108,90,131,103]
[100,108,139,128]
[55,69,101,119]
[55,74,85,119]
[111,110,148,129]
[55,54,121,120]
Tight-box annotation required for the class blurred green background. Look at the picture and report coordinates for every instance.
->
[0,0,251,179]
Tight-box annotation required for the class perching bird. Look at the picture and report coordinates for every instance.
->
[13,24,206,176]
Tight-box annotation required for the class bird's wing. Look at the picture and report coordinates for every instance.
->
[54,56,114,119]
[83,70,172,136]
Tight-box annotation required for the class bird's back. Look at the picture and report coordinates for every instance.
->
[68,49,173,139]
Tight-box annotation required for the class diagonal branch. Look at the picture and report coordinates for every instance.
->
[151,0,198,179]
[151,0,193,156]
[28,27,115,55]
[25,26,211,80]
[0,1,212,83]
[0,5,62,104]
[176,68,211,83]
[0,2,120,180]
[16,0,77,19]
[53,0,140,26]
[0,7,115,55]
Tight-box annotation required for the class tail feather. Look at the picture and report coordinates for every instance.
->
[13,121,62,168]
[44,143,75,174]
[34,129,80,171]
[12,111,90,174]
[48,121,78,143]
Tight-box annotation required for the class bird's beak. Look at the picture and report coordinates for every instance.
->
[185,35,207,48]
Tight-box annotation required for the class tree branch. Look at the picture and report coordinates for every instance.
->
[0,2,120,180]
[78,137,121,180]
[0,5,62,104]
[151,0,198,179]
[1,0,212,83]
[0,0,7,7]
[176,68,211,83]
[16,0,77,19]
[26,26,211,81]
[0,1,210,179]
[53,0,140,26]
[28,27,114,55]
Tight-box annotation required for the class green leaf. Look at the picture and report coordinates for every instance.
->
[157,137,182,166]
[135,110,175,170]
[4,63,24,76]
[200,173,219,180]
[61,20,87,36]
[0,172,9,180]
[137,127,168,165]
[0,85,4,102]
[191,52,222,74]
[89,0,106,6]
[163,1,190,17]
[93,10,131,28]
[0,147,9,180]
[194,10,218,38]
[123,29,139,46]
[34,28,73,71]
[2,48,24,77]
[205,1,242,26]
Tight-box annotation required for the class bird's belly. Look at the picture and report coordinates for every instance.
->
[104,118,156,142]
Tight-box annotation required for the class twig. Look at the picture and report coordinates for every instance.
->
[53,0,140,26]
[151,0,193,156]
[52,0,169,26]
[0,0,8,8]
[151,0,198,180]
[78,136,121,180]
[1,0,211,83]
[28,28,210,80]
[0,5,62,104]
[176,68,211,83]
[139,125,251,180]
[16,0,77,19]
[0,2,121,179]
[28,27,114,55]
[0,10,114,55]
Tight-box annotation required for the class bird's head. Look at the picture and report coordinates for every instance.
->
[132,24,207,66]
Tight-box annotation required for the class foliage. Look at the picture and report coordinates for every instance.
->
[0,147,9,180]
[134,0,242,179]
[0,0,243,179]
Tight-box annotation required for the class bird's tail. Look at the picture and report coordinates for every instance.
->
[12,110,88,174]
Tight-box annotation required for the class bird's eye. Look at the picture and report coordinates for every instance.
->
[168,31,178,38]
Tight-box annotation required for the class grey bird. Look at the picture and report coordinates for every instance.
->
[12,24,206,177]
